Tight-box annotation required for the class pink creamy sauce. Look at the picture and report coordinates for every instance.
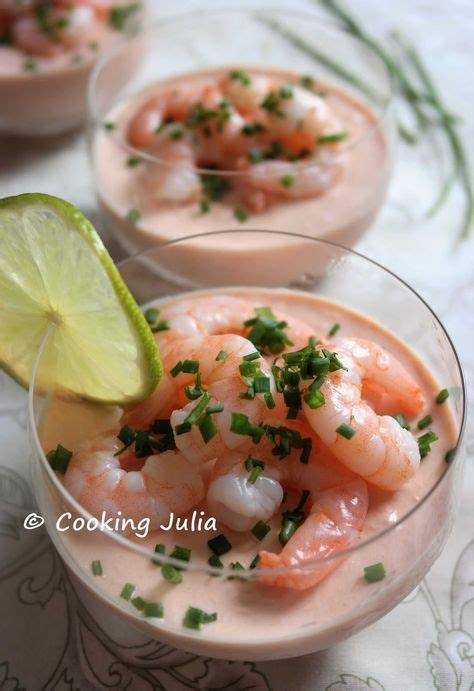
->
[40,289,457,658]
[0,4,146,135]
[94,67,390,250]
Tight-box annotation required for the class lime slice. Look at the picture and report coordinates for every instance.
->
[0,193,162,404]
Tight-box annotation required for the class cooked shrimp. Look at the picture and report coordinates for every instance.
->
[206,419,355,531]
[258,479,368,589]
[63,434,205,530]
[303,342,423,490]
[328,336,426,417]
[12,3,99,56]
[128,81,224,149]
[207,453,284,531]
[138,130,202,206]
[156,294,317,350]
[162,334,276,462]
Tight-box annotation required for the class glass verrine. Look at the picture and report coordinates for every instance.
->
[0,1,150,137]
[29,231,465,661]
[87,8,395,255]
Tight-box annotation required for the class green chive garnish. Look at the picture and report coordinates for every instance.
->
[127,156,143,167]
[417,415,433,430]
[243,351,260,361]
[200,198,210,213]
[170,361,183,377]
[126,208,141,224]
[228,562,247,580]
[144,602,164,618]
[234,207,248,223]
[279,519,298,546]
[161,564,183,584]
[318,131,349,143]
[336,423,356,439]
[208,554,224,570]
[230,412,265,442]
[394,414,411,430]
[328,323,340,337]
[249,554,260,569]
[208,534,232,556]
[303,388,325,409]
[120,583,135,600]
[216,350,228,362]
[280,174,295,188]
[91,560,103,576]
[418,430,439,459]
[151,320,170,333]
[183,606,217,630]
[170,545,191,563]
[364,562,386,583]
[198,413,217,443]
[144,307,159,324]
[264,392,275,409]
[251,521,271,541]
[131,596,147,611]
[103,121,116,131]
[182,359,199,374]
[445,448,456,463]
[436,388,449,404]
[46,444,73,474]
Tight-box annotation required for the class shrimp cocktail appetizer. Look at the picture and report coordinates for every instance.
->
[0,0,148,135]
[89,9,394,254]
[0,196,464,660]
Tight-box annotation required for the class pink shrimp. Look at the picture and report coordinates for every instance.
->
[303,338,425,490]
[258,479,368,590]
[63,434,205,530]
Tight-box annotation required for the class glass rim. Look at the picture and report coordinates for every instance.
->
[86,5,395,176]
[28,229,466,578]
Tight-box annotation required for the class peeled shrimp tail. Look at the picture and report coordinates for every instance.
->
[258,479,368,590]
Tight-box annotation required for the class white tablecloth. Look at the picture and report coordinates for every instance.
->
[0,1,473,689]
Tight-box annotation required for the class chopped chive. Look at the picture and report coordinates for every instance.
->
[198,413,217,443]
[216,350,228,362]
[248,147,264,163]
[251,521,271,541]
[228,562,247,580]
[300,74,315,90]
[280,174,295,188]
[418,430,439,459]
[103,121,116,131]
[23,56,38,72]
[229,69,252,86]
[126,208,141,224]
[170,545,191,563]
[208,554,224,570]
[336,423,356,439]
[181,359,199,374]
[445,448,456,463]
[436,388,449,404]
[253,374,270,393]
[264,392,275,409]
[417,415,433,430]
[208,533,232,556]
[243,351,261,361]
[393,413,411,430]
[151,320,170,333]
[152,543,166,564]
[249,554,260,569]
[183,606,217,630]
[200,198,210,213]
[318,131,349,144]
[131,596,147,611]
[144,602,164,618]
[207,403,224,415]
[91,560,103,576]
[46,444,73,474]
[328,323,340,337]
[247,464,264,484]
[170,361,183,377]
[127,156,143,167]
[304,388,325,409]
[174,422,192,436]
[234,207,248,223]
[230,412,265,442]
[120,582,135,600]
[144,307,159,324]
[161,564,183,584]
[279,519,298,546]
[364,562,386,583]
[183,392,211,426]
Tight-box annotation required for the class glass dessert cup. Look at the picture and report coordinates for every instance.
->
[0,1,150,137]
[87,8,395,255]
[28,232,465,661]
